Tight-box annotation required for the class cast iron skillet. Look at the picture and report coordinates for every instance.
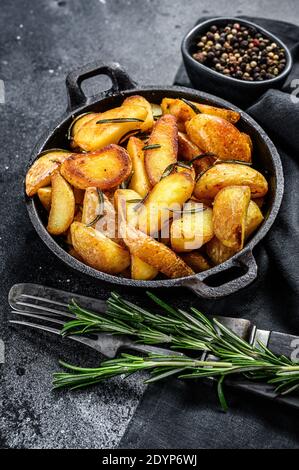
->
[25,61,284,298]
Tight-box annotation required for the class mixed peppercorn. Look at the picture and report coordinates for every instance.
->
[192,22,287,81]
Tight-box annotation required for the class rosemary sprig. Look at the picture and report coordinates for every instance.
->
[96,117,145,124]
[85,188,105,227]
[180,98,202,114]
[160,162,193,180]
[168,206,207,214]
[54,292,299,408]
[142,144,162,150]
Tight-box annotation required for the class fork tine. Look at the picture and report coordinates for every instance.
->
[9,319,95,348]
[10,310,66,326]
[9,319,64,336]
[19,293,69,308]
[14,300,75,318]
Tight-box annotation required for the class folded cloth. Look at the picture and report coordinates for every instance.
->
[119,18,299,449]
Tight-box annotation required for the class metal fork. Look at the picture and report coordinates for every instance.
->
[8,283,184,358]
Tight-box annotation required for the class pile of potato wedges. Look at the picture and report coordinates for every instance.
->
[25,95,268,280]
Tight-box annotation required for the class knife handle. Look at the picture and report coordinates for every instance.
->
[267,331,299,358]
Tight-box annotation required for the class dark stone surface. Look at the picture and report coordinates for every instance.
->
[1,0,299,449]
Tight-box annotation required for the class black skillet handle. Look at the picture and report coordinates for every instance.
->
[65,60,137,110]
[183,249,257,299]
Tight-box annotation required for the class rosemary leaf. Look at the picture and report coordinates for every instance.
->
[142,144,162,150]
[85,188,105,227]
[96,117,145,124]
[180,98,202,114]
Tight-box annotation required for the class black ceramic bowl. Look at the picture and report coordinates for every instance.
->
[181,17,292,107]
[25,61,284,298]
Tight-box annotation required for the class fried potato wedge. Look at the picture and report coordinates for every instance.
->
[194,163,268,200]
[37,186,52,211]
[61,144,132,190]
[69,113,97,149]
[213,186,251,250]
[161,98,240,127]
[114,189,158,278]
[180,251,211,272]
[81,187,120,242]
[206,237,237,265]
[245,200,264,238]
[171,204,214,252]
[71,221,130,274]
[178,131,203,159]
[68,246,84,262]
[144,114,178,186]
[47,172,75,235]
[206,200,264,264]
[120,223,194,279]
[138,171,195,235]
[26,149,72,196]
[114,188,142,228]
[178,133,217,174]
[127,137,151,198]
[71,101,148,152]
[123,95,154,132]
[131,255,158,280]
[186,114,251,162]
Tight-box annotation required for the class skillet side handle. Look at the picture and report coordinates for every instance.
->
[183,250,257,299]
[65,61,137,110]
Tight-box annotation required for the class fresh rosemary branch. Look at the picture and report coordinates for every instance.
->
[54,292,299,407]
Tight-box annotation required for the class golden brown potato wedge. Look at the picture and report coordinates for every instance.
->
[178,131,203,159]
[127,137,151,198]
[47,172,75,235]
[178,133,217,174]
[161,98,240,129]
[61,144,132,190]
[138,171,195,235]
[37,186,52,211]
[123,95,154,132]
[120,223,194,279]
[213,186,251,250]
[114,188,158,278]
[69,113,97,149]
[71,221,130,274]
[144,114,178,186]
[161,98,194,131]
[71,100,148,152]
[170,204,214,252]
[81,187,120,242]
[206,237,236,265]
[180,251,211,272]
[68,246,84,262]
[114,188,142,228]
[25,149,72,196]
[186,114,251,162]
[194,163,268,200]
[131,255,158,280]
[206,200,264,265]
[193,102,240,124]
[245,200,264,238]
